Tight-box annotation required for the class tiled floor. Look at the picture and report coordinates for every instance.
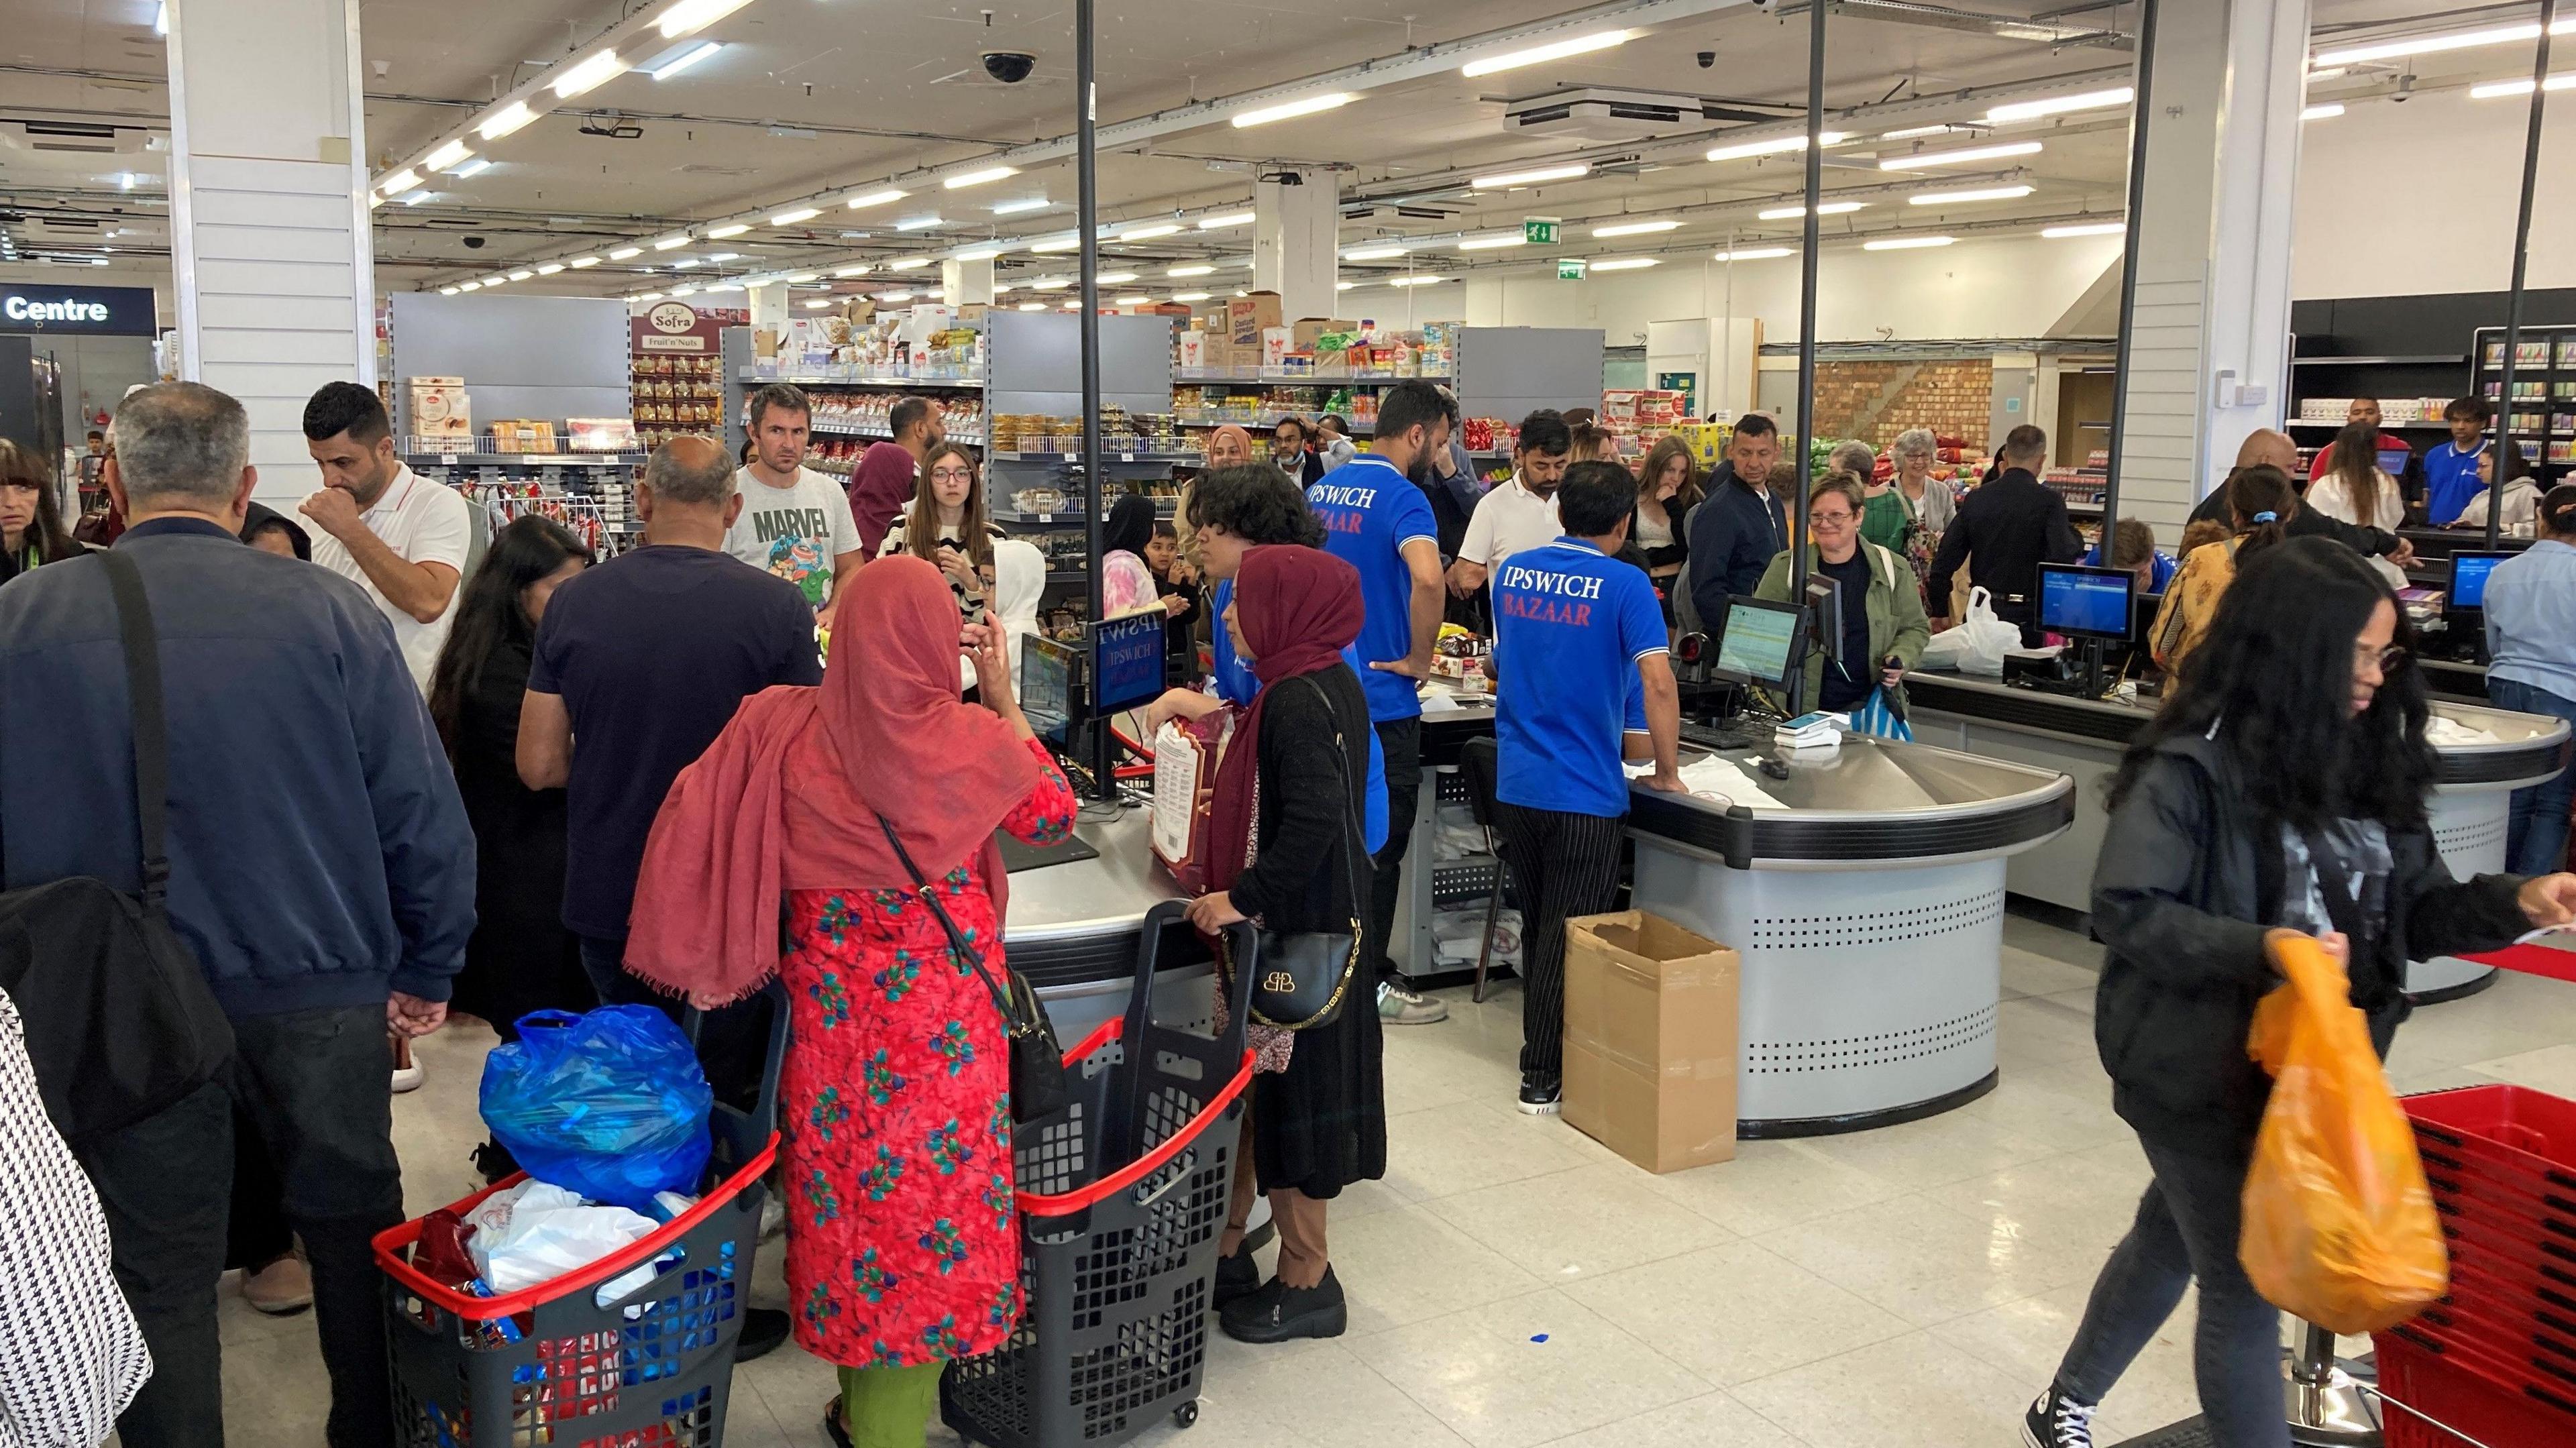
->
[207,911,2576,1447]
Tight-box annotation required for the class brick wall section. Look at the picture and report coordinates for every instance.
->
[1868,359,1994,452]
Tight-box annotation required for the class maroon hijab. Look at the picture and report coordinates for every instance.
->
[1206,545,1364,894]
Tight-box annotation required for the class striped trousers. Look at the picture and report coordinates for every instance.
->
[1493,801,1628,1076]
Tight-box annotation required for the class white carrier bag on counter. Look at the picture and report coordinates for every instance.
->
[1919,586,2021,677]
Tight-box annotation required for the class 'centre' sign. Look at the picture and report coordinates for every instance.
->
[0,284,157,337]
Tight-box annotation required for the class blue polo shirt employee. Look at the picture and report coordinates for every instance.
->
[1489,460,1687,1117]
[1307,381,1451,1015]
[2424,395,2494,527]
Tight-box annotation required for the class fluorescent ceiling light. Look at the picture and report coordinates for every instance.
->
[1460,29,1635,77]
[153,1,166,35]
[398,190,430,206]
[1909,184,2034,205]
[1197,211,1254,229]
[1591,219,1680,237]
[833,264,872,276]
[1880,140,2041,170]
[551,49,626,98]
[888,257,930,270]
[1757,201,1865,219]
[508,269,535,280]
[440,286,460,296]
[1708,132,1845,162]
[1168,264,1216,277]
[1456,234,1528,251]
[1096,271,1140,284]
[2042,222,2126,238]
[1231,92,1352,128]
[635,291,665,301]
[1471,163,1591,189]
[535,262,565,275]
[771,207,820,226]
[1981,86,2132,124]
[569,256,601,268]
[670,284,696,296]
[894,215,943,231]
[991,197,1051,215]
[944,166,1018,189]
[1344,244,1410,261]
[1030,236,1080,253]
[705,222,750,238]
[608,246,644,260]
[1336,280,1358,290]
[2306,66,2349,81]
[1387,275,1447,286]
[1880,123,1972,141]
[878,291,913,303]
[991,282,1016,293]
[423,140,473,172]
[845,188,908,209]
[648,41,722,79]
[1713,247,1793,261]
[657,0,753,40]
[2471,74,2576,99]
[651,233,692,249]
[451,158,494,178]
[484,274,510,286]
[672,258,701,269]
[804,298,832,309]
[784,270,818,282]
[2300,102,2346,119]
[1120,223,1183,240]
[1029,278,1069,290]
[378,168,421,195]
[1172,290,1212,302]
[1863,235,1956,250]
[1019,302,1047,311]
[707,252,739,262]
[700,282,741,292]
[478,102,539,140]
[1589,258,1658,271]
[954,247,1004,262]
[1114,296,1151,307]
[2311,20,2573,69]
[458,280,482,291]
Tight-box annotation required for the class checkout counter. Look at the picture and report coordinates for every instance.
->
[1002,807,1204,1044]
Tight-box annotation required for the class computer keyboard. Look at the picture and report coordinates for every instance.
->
[1680,719,1771,753]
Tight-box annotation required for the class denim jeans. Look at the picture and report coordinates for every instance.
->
[2052,1135,2286,1447]
[2487,677,2576,875]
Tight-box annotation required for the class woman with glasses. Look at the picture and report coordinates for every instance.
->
[879,443,998,620]
[1752,471,1929,716]
[2021,535,2576,1448]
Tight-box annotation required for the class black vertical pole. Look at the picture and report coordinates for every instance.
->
[2098,0,2157,537]
[1787,0,1824,718]
[1078,0,1112,799]
[2491,0,2553,551]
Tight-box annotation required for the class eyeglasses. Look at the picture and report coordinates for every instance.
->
[2355,642,2407,675]
[1808,510,1856,526]
[930,466,975,484]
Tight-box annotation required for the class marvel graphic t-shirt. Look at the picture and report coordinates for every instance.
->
[1306,455,1440,723]
[724,465,859,612]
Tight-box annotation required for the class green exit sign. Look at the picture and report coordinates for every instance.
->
[1525,219,1560,245]
[1557,259,1587,280]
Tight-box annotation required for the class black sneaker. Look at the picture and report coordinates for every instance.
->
[469,1139,519,1186]
[1517,1070,1562,1116]
[736,1306,792,1362]
[1219,1266,1346,1343]
[2021,1385,2096,1448]
[1212,1249,1260,1311]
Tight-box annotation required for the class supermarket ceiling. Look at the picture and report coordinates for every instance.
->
[0,0,2561,294]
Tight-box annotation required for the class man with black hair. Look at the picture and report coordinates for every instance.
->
[301,380,474,692]
[848,393,945,556]
[1927,423,2084,645]
[1448,409,1572,597]
[1489,461,1685,1113]
[1315,414,1359,472]
[2424,395,2495,527]
[1307,380,1451,1025]
[1683,414,1788,632]
[725,383,863,616]
[1271,416,1326,488]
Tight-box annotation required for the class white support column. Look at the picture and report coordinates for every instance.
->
[1253,176,1339,321]
[2115,0,2310,535]
[942,258,996,307]
[749,281,789,337]
[164,0,373,492]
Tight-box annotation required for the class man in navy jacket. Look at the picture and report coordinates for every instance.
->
[1684,413,1790,631]
[0,382,474,1448]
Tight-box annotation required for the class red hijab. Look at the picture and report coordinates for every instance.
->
[1206,545,1364,894]
[627,555,1042,1003]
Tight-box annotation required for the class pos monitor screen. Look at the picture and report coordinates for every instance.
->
[1020,635,1079,742]
[2037,563,2137,642]
[2450,551,2513,611]
[1018,611,1169,742]
[1711,596,1807,691]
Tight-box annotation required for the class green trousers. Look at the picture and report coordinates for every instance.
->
[835,1361,944,1448]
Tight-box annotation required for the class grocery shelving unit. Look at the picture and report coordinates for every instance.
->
[2475,327,2576,478]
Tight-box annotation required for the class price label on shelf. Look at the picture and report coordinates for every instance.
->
[1120,452,1136,462]
[1063,452,1079,463]
[1038,514,1053,523]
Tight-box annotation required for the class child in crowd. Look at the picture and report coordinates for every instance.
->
[1145,520,1203,684]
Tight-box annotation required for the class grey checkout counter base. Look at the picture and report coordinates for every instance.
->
[1626,739,2076,1137]
[1002,807,1212,1044]
[1904,673,2573,1003]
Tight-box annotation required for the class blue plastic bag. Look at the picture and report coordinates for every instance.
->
[479,1007,714,1212]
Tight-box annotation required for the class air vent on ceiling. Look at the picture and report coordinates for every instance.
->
[13,121,144,155]
[680,163,759,176]
[1504,88,1783,142]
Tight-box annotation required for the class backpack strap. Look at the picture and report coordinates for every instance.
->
[97,551,170,913]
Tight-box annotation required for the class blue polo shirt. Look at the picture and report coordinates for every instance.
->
[1493,539,1669,818]
[2424,440,2488,526]
[1307,456,1439,723]
[2078,543,2178,593]
[1208,576,1390,853]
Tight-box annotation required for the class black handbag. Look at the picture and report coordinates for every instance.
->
[873,815,1068,1123]
[1225,675,1371,1032]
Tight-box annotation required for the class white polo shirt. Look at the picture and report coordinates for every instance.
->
[307,464,473,693]
[1459,474,1563,571]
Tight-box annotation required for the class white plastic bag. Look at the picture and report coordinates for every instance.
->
[1920,587,2021,676]
[464,1180,661,1298]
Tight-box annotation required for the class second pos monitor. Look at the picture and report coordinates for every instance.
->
[1019,609,1167,742]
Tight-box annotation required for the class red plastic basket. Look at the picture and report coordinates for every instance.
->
[2408,1085,2576,1176]
[2377,1329,2576,1447]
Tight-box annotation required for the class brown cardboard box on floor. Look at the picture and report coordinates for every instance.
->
[1561,910,1738,1173]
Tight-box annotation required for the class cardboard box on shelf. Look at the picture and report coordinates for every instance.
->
[1261,326,1295,371]
[1560,910,1738,1174]
[408,378,470,439]
[1228,292,1283,351]
[1177,331,1210,371]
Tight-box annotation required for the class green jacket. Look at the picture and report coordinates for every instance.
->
[1752,541,1933,712]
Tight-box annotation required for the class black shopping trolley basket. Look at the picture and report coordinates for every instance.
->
[942,902,1258,1447]
[372,991,790,1448]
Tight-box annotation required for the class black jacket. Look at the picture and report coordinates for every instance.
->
[1685,464,1789,628]
[2091,730,2526,1154]
[1925,468,2084,635]
[2186,488,2402,559]
[1226,663,1372,935]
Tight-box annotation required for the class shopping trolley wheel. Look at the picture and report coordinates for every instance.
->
[1173,1400,1199,1429]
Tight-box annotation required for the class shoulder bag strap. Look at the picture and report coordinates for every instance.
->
[98,550,170,914]
[2297,824,2373,962]
[1290,675,1371,912]
[873,814,1022,1024]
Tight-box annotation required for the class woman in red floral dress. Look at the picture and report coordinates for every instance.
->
[628,556,1074,1448]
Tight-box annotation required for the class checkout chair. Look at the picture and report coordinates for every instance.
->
[1457,736,1512,1004]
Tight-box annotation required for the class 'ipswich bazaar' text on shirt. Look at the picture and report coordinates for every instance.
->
[1495,558,1605,626]
[1309,482,1377,532]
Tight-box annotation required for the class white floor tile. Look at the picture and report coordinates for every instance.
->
[1124,1338,1475,1448]
[1376,1099,1597,1203]
[1362,1290,1709,1448]
[1756,1192,2104,1328]
[1932,1282,2206,1443]
[1543,1390,1809,1447]
[1564,1239,1910,1386]
[1423,1163,1732,1282]
[1326,1203,1550,1335]
[1729,1330,2042,1448]
[1634,1138,1905,1237]
[1957,1058,2131,1154]
[1792,1105,2061,1192]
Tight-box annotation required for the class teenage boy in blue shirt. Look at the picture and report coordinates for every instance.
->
[2424,394,2493,527]
[1307,381,1452,1024]
[1489,461,1687,1113]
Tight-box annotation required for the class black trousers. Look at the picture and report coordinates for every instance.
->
[1493,802,1629,1076]
[1368,718,1424,984]
[80,1003,407,1448]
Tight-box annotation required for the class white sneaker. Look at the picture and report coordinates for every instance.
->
[1378,982,1449,1025]
[390,1060,425,1094]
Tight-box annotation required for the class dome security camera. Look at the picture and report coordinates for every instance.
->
[983,51,1036,84]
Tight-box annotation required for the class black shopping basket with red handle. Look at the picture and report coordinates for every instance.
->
[941,901,1258,1447]
[372,992,790,1448]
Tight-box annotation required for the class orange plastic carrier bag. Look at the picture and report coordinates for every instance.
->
[2239,930,2448,1334]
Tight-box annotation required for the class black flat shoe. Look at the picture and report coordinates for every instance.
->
[1219,1266,1346,1343]
[1212,1249,1260,1311]
[822,1395,853,1448]
[736,1306,791,1362]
